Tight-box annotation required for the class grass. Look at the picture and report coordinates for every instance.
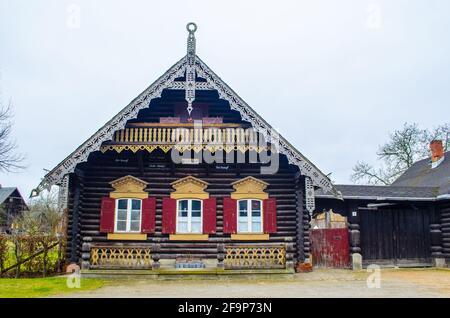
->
[0,276,107,298]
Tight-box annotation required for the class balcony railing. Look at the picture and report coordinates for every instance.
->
[83,241,287,271]
[100,123,270,154]
[90,245,153,269]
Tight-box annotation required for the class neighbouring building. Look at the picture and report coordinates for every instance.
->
[32,24,341,273]
[0,186,27,233]
[316,140,449,268]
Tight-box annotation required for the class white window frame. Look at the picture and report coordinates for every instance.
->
[237,199,263,233]
[114,198,142,233]
[176,199,203,234]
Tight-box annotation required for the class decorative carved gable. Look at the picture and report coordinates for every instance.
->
[230,176,269,200]
[109,175,148,199]
[170,176,210,199]
[33,24,341,201]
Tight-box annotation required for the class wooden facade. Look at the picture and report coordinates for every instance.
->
[439,200,450,262]
[0,187,27,233]
[36,22,341,273]
[315,195,448,267]
[59,85,319,272]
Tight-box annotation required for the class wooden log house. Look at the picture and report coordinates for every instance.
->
[32,23,340,273]
[315,141,450,268]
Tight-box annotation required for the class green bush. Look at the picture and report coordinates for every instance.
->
[1,235,64,277]
[0,235,8,272]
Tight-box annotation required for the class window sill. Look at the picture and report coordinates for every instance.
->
[169,234,209,241]
[231,234,269,241]
[107,233,148,241]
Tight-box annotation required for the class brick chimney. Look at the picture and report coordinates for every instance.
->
[430,140,445,168]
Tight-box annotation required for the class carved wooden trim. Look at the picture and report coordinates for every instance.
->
[169,234,209,241]
[34,54,340,199]
[109,175,148,199]
[230,234,269,241]
[230,176,269,200]
[107,233,147,241]
[170,176,210,200]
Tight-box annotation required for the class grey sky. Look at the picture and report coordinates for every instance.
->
[1,0,449,198]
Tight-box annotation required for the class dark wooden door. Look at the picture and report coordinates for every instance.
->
[310,228,350,268]
[359,207,432,266]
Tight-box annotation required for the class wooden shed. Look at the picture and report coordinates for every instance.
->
[316,144,449,268]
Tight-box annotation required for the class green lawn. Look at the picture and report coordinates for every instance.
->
[0,276,107,298]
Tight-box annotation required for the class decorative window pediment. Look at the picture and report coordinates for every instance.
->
[109,175,148,199]
[230,176,269,200]
[170,176,210,199]
[100,175,155,240]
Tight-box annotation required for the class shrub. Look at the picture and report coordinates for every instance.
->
[0,234,8,273]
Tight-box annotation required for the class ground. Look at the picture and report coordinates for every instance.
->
[63,268,450,298]
[1,268,449,298]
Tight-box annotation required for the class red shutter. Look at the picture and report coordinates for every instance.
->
[100,197,115,233]
[263,198,277,233]
[141,197,156,234]
[223,197,237,234]
[162,197,177,234]
[203,198,217,234]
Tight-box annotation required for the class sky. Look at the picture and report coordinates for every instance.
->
[0,0,449,199]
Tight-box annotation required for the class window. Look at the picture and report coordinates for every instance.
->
[177,199,202,233]
[238,199,262,233]
[115,198,142,233]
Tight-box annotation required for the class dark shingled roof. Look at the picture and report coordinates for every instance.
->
[0,187,17,204]
[392,151,450,195]
[316,184,439,201]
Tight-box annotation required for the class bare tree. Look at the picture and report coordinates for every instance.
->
[28,189,63,235]
[352,122,449,185]
[0,101,25,172]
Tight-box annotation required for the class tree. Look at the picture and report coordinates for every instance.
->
[351,122,449,185]
[28,190,63,236]
[0,101,25,172]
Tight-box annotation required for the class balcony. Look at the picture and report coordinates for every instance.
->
[100,123,270,154]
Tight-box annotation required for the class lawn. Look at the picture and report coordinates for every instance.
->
[0,276,107,298]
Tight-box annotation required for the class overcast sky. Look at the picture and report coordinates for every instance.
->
[1,0,449,198]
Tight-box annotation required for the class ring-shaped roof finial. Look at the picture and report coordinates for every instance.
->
[186,22,197,33]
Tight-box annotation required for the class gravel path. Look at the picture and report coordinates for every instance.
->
[62,268,450,298]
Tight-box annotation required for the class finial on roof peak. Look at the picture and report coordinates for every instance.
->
[186,22,197,60]
[185,22,197,116]
[186,22,197,33]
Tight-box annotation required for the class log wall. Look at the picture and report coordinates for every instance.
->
[440,201,450,261]
[66,150,303,266]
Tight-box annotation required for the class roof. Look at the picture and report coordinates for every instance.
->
[33,24,340,198]
[316,184,440,201]
[392,151,450,195]
[317,151,450,202]
[0,187,17,204]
